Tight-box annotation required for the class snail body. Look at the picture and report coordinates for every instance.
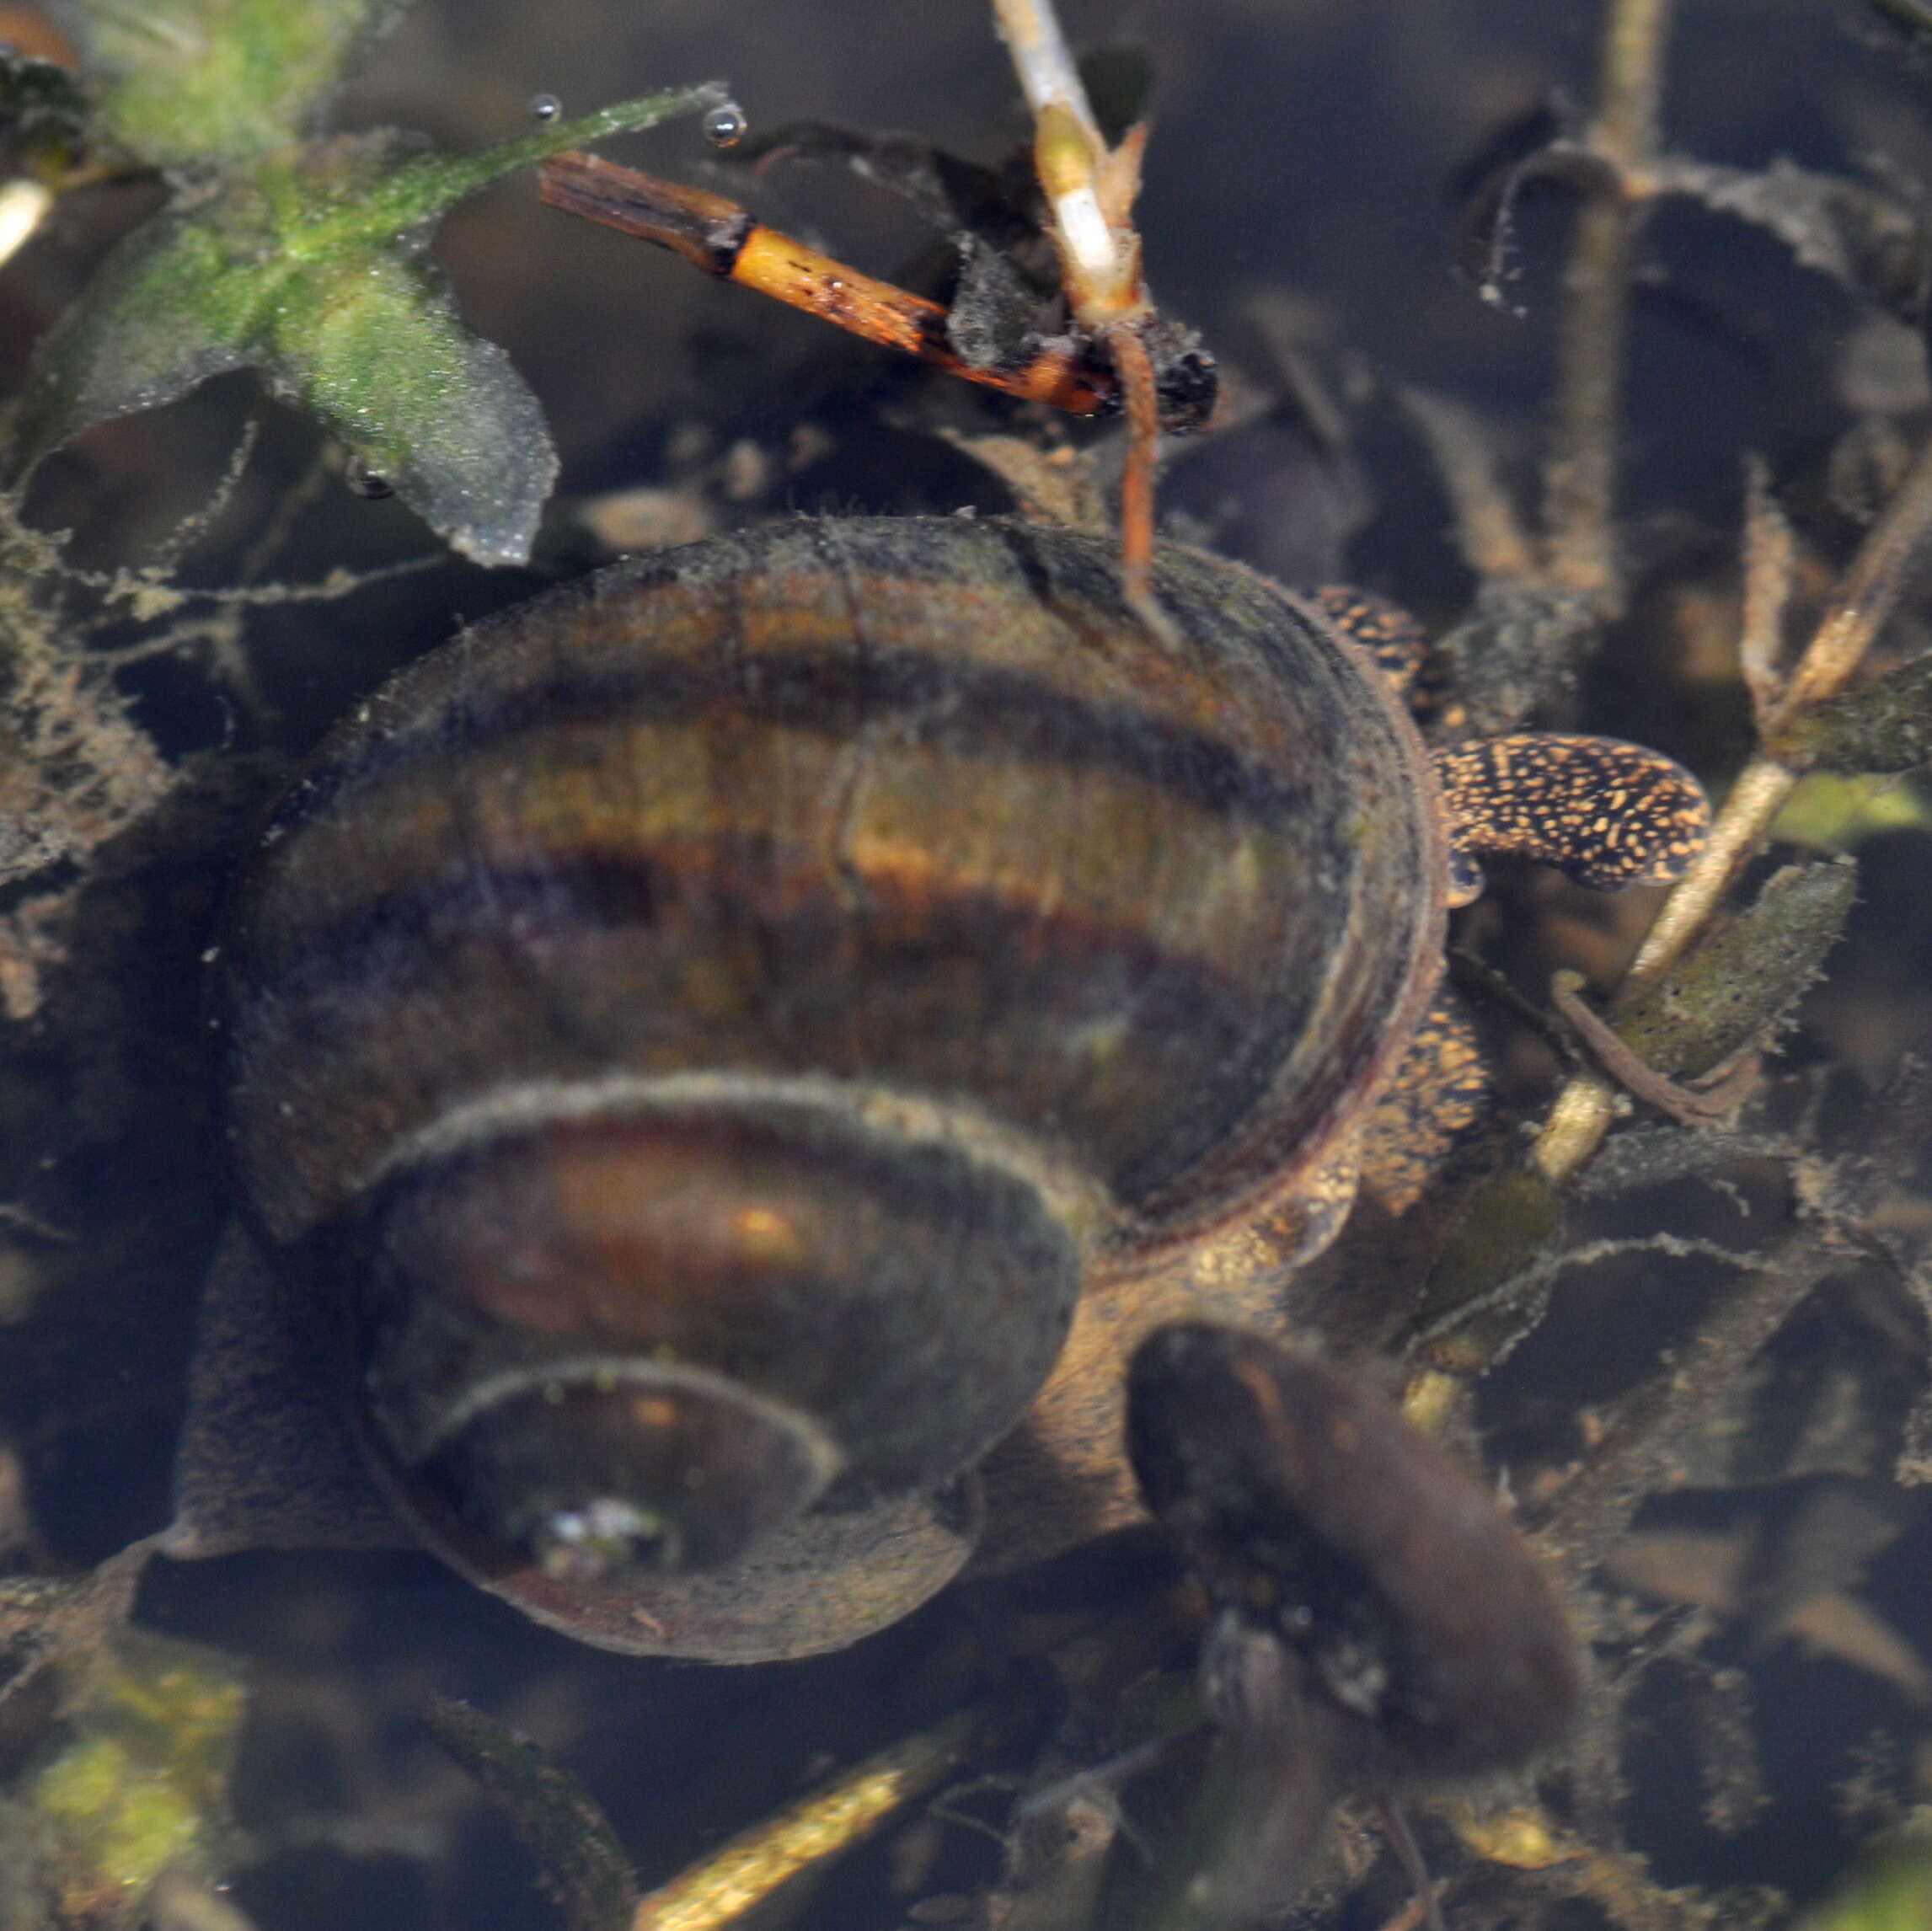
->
[185,516,1443,1660]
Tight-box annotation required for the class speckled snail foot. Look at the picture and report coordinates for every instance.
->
[1305,584,1710,905]
[169,516,1707,1661]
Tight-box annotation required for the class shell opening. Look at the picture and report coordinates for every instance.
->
[338,1096,1081,1580]
[399,1361,843,1577]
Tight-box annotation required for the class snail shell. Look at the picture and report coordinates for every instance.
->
[209,516,1442,1659]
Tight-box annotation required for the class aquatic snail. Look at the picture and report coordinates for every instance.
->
[167,513,1709,1662]
[1124,1320,1579,1928]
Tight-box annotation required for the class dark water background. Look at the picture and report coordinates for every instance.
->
[6,2,1932,1927]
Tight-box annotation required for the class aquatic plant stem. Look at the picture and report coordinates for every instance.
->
[988,0,1143,325]
[1764,412,1932,731]
[1536,420,1932,1185]
[988,0,1099,145]
[631,1712,983,1931]
[1542,0,1675,607]
[1539,1054,1932,1576]
[1533,1231,1824,1574]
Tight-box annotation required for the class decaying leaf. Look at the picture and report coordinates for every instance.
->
[1648,156,1931,326]
[26,1629,248,1928]
[0,1540,242,1929]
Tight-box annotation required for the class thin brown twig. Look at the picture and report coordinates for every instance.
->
[1107,322,1180,643]
[1550,974,1760,1126]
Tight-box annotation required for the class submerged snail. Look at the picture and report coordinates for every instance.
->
[167,514,1706,1661]
[1125,1321,1578,1928]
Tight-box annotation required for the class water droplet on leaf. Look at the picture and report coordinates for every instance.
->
[704,101,747,148]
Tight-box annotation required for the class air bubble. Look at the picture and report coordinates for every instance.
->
[703,100,747,148]
[344,455,394,500]
[527,92,562,124]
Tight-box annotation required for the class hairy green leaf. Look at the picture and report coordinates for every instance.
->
[8,83,725,564]
[10,210,254,469]
[47,0,407,166]
[265,244,556,566]
[1799,1843,1932,1931]
[1409,1164,1565,1371]
[1616,859,1858,1078]
[1773,653,1932,775]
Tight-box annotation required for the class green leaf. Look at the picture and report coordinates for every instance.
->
[30,1627,248,1923]
[9,210,254,472]
[1772,654,1932,776]
[1798,1843,1932,1931]
[8,84,726,564]
[1774,771,1932,848]
[1410,1164,1565,1372]
[263,243,556,567]
[47,0,408,166]
[1615,859,1858,1078]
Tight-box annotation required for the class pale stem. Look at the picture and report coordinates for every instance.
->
[632,1713,980,1931]
[1531,1067,1619,1189]
[1594,0,1674,164]
[988,0,1139,322]
[1402,388,1540,581]
[1541,0,1676,606]
[1737,456,1795,725]
[988,0,1102,143]
[1765,413,1932,731]
[1615,757,1800,997]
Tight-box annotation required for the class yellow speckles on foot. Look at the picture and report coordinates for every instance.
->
[1309,584,1427,689]
[1433,734,1710,891]
[1357,992,1493,1216]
